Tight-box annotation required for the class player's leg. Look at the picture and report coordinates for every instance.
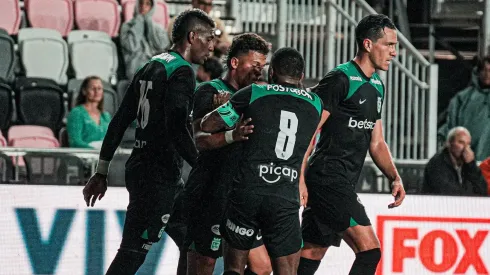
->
[261,195,302,275]
[246,242,272,275]
[220,189,261,275]
[343,195,380,275]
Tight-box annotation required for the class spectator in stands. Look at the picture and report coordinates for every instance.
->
[480,157,490,194]
[196,56,224,83]
[121,0,170,79]
[67,76,111,149]
[168,0,231,57]
[438,56,490,161]
[422,126,488,196]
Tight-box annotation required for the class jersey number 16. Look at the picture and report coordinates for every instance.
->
[137,80,152,129]
[275,110,298,160]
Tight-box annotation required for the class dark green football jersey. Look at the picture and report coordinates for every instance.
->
[217,83,322,200]
[307,61,385,188]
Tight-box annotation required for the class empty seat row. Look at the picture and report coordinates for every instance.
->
[0,28,118,85]
[0,0,169,37]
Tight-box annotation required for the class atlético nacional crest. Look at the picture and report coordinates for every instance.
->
[377,97,382,113]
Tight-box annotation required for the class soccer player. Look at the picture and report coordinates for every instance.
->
[201,47,328,275]
[82,9,215,275]
[184,33,272,275]
[297,14,406,275]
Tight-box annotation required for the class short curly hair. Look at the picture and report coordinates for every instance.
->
[172,8,215,44]
[270,47,304,79]
[226,33,270,68]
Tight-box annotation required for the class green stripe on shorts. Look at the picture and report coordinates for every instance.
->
[350,217,359,227]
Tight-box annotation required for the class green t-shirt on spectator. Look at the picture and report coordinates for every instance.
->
[67,105,111,148]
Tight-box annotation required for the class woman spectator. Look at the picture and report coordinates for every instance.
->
[67,76,111,149]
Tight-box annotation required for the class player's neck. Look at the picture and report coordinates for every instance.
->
[169,44,192,63]
[353,55,376,78]
[274,76,301,88]
[223,72,240,90]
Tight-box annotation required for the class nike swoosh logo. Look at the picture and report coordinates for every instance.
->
[359,99,366,104]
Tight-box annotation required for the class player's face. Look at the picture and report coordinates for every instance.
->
[479,62,490,86]
[139,0,152,15]
[449,132,471,160]
[369,27,397,71]
[232,51,267,88]
[85,79,103,103]
[190,29,215,65]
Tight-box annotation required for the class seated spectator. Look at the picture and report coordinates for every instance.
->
[121,0,170,80]
[422,126,488,196]
[196,56,224,83]
[168,0,231,57]
[438,56,490,161]
[67,76,111,149]
[480,157,490,194]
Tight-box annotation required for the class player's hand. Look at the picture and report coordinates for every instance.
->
[462,146,475,164]
[299,176,308,207]
[388,178,405,209]
[232,116,254,141]
[83,173,108,207]
[213,92,231,108]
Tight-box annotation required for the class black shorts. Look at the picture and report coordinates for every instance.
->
[118,170,186,254]
[301,183,371,248]
[184,164,263,259]
[220,188,301,258]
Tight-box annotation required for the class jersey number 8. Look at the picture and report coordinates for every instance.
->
[138,80,152,129]
[275,110,298,160]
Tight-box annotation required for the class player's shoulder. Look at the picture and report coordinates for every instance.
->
[150,51,192,76]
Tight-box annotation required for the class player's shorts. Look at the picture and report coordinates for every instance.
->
[185,166,263,259]
[118,170,186,254]
[301,183,371,248]
[220,187,301,258]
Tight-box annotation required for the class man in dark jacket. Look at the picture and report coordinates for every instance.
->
[423,126,488,196]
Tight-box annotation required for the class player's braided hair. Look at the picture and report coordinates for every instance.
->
[270,47,304,79]
[172,8,215,44]
[355,14,396,52]
[226,33,270,68]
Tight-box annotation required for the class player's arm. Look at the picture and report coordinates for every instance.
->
[96,77,139,175]
[201,87,253,133]
[369,120,405,208]
[164,66,199,167]
[299,110,329,206]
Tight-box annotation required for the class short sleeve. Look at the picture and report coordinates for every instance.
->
[217,86,252,127]
[312,70,349,114]
[193,84,217,120]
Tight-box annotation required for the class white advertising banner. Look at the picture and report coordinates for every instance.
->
[0,185,489,275]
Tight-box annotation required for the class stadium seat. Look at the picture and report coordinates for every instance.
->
[8,125,57,144]
[24,152,85,185]
[116,79,130,104]
[68,30,119,83]
[74,0,121,37]
[0,29,15,83]
[24,0,74,37]
[0,152,14,183]
[18,28,69,85]
[58,127,69,147]
[0,133,6,147]
[67,78,119,115]
[0,0,21,35]
[15,78,65,132]
[0,83,13,131]
[122,0,169,29]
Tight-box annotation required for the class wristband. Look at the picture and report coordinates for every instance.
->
[96,159,110,176]
[225,130,234,144]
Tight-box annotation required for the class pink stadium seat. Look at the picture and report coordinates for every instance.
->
[10,136,60,148]
[122,0,169,29]
[0,134,6,147]
[0,0,21,35]
[24,0,74,37]
[8,125,56,145]
[75,0,121,37]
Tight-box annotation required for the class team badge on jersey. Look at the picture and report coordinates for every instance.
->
[377,97,382,113]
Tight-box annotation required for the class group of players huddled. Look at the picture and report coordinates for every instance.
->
[83,8,406,275]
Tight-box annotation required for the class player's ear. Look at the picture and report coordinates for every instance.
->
[363,38,372,53]
[230,57,239,70]
[187,31,196,44]
[300,72,305,82]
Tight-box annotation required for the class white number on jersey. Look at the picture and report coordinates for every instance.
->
[275,110,298,160]
[137,80,152,129]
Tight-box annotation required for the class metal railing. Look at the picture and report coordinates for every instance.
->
[233,0,439,160]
